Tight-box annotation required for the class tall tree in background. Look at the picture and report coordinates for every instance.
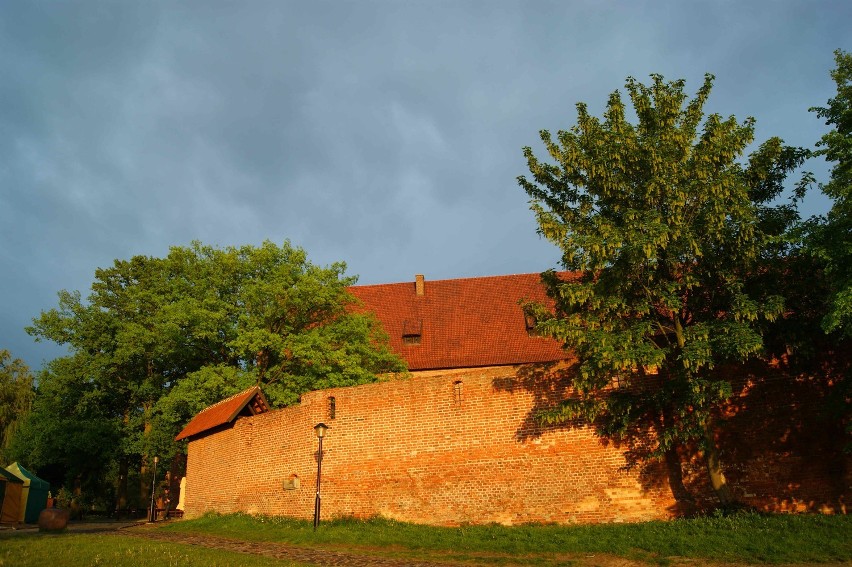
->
[806,49,852,449]
[809,50,852,337]
[518,74,807,505]
[7,354,121,496]
[0,349,34,460]
[14,240,405,506]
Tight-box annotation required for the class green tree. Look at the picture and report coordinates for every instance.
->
[7,355,121,497]
[27,253,183,505]
[809,50,852,337]
[518,74,806,505]
[0,349,35,460]
[806,49,852,451]
[24,240,405,505]
[147,241,406,461]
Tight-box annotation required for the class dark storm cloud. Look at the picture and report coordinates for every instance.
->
[1,0,850,369]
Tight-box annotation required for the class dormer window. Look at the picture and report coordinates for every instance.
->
[402,319,422,345]
[524,312,539,336]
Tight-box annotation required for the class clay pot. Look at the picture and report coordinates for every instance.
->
[38,508,70,532]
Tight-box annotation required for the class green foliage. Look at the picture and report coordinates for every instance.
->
[802,49,852,451]
[7,355,123,492]
[518,74,806,484]
[0,349,35,460]
[149,365,257,462]
[22,240,405,497]
[808,49,852,337]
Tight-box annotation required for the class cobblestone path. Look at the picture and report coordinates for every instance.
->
[116,526,467,567]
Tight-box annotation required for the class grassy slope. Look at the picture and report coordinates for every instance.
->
[161,512,852,564]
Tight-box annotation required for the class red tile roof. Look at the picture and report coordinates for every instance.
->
[350,272,570,371]
[175,386,269,441]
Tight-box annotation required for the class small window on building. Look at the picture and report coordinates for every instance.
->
[453,380,463,407]
[524,312,539,336]
[328,396,336,420]
[402,319,422,345]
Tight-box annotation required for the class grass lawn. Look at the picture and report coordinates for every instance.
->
[161,511,852,564]
[0,533,309,567]
[2,513,849,566]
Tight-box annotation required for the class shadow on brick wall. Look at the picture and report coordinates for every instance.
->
[492,362,688,514]
[712,354,851,513]
[492,357,852,516]
[491,362,575,442]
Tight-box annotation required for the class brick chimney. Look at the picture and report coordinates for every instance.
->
[415,274,425,297]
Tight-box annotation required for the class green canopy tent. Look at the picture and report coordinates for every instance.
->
[0,468,24,524]
[5,463,49,524]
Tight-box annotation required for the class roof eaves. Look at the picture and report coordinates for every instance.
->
[175,386,269,442]
[225,386,269,422]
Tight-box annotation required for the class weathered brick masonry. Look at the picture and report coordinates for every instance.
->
[183,364,850,524]
[183,365,676,524]
[700,361,851,514]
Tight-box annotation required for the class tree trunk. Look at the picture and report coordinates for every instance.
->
[118,410,130,514]
[141,414,153,511]
[116,457,128,515]
[660,403,696,514]
[704,422,734,505]
[656,394,695,515]
[664,445,695,505]
[256,349,269,380]
[71,475,83,520]
[140,460,148,511]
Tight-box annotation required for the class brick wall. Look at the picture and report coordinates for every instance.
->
[688,361,851,514]
[184,364,676,524]
[183,363,850,524]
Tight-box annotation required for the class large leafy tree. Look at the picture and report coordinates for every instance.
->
[805,49,852,450]
[19,240,405,505]
[808,50,852,337]
[7,355,121,496]
[0,349,35,460]
[518,74,806,505]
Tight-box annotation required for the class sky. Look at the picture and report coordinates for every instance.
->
[1,0,850,371]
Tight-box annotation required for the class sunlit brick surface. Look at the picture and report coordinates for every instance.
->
[183,358,851,524]
[183,364,676,524]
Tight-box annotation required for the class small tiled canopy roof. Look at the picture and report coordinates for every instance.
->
[175,386,269,441]
[349,272,571,371]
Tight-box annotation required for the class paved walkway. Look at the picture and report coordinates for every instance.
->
[118,525,467,567]
[0,520,145,534]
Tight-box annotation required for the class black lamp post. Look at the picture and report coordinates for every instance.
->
[149,456,159,522]
[313,423,328,530]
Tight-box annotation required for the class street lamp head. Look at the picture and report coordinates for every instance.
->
[153,456,159,465]
[314,423,329,438]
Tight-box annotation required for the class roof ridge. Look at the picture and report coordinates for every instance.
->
[175,385,267,441]
[199,385,258,413]
[351,271,551,289]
